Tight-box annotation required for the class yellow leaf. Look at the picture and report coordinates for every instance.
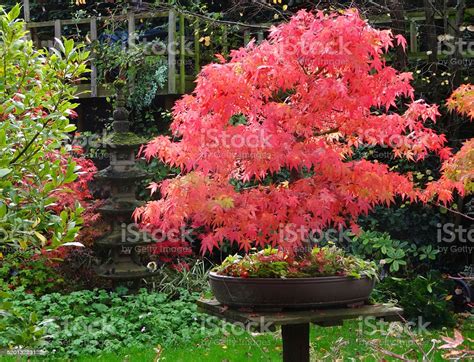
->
[445,295,453,301]
[34,231,47,245]
[215,196,234,209]
[200,36,211,47]
[19,240,28,250]
[0,252,3,259]
[282,5,288,11]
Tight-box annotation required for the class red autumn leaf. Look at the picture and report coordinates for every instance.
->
[439,329,464,349]
[395,34,407,51]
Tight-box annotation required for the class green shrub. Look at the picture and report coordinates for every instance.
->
[372,272,455,328]
[0,4,89,252]
[349,230,438,275]
[0,251,65,296]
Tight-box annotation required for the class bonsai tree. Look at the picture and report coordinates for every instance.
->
[135,9,463,254]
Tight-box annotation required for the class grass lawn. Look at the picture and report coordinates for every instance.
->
[3,319,472,361]
[148,319,474,362]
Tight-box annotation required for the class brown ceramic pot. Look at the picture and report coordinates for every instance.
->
[209,271,375,310]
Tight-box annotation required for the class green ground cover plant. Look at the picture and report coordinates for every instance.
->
[0,288,207,358]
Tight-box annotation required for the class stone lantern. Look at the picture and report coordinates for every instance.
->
[94,83,155,283]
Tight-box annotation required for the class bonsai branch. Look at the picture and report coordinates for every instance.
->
[314,127,340,137]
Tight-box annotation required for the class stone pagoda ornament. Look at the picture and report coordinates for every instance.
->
[94,82,155,283]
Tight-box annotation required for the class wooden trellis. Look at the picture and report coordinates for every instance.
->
[22,6,198,97]
[21,1,473,98]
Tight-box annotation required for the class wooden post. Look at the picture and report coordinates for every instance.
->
[54,19,61,49]
[179,13,186,94]
[409,20,418,53]
[90,17,98,97]
[127,12,136,92]
[127,11,135,47]
[168,10,177,94]
[194,19,200,75]
[23,0,30,22]
[281,324,310,362]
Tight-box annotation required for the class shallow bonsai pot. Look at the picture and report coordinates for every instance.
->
[209,271,375,310]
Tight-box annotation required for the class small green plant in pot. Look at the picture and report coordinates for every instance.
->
[214,245,377,279]
[135,10,464,309]
[208,245,378,309]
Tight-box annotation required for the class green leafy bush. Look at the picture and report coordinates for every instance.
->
[0,250,65,295]
[94,35,167,111]
[349,230,439,274]
[359,203,444,259]
[0,4,89,252]
[127,56,167,111]
[372,272,455,328]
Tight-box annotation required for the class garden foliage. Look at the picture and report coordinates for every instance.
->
[0,5,92,252]
[441,84,474,193]
[0,288,206,357]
